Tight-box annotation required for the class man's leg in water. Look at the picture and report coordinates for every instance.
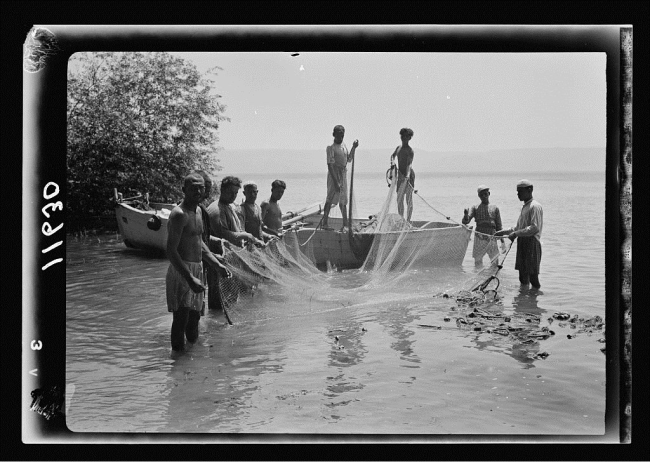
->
[171,308,190,351]
[186,309,201,344]
[518,270,530,286]
[530,274,541,289]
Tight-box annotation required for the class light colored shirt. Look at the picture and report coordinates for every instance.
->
[326,142,350,168]
[207,200,244,245]
[514,198,543,242]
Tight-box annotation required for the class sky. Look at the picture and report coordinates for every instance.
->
[171,51,606,153]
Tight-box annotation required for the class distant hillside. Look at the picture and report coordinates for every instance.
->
[217,147,606,176]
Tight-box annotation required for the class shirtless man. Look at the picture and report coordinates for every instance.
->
[166,173,230,352]
[391,128,415,222]
[260,180,287,236]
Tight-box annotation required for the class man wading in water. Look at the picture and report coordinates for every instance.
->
[166,173,230,353]
[495,179,543,289]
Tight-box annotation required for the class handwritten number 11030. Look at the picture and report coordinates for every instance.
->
[41,182,63,271]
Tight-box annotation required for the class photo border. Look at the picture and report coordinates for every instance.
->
[20,23,632,449]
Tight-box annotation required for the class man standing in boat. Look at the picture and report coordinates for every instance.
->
[260,179,287,237]
[391,128,416,223]
[322,125,359,232]
[462,185,503,266]
[495,179,543,289]
[166,173,230,353]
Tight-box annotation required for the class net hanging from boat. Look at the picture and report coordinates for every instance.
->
[213,168,514,323]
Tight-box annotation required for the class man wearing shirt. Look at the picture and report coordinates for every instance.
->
[495,179,543,288]
[462,185,503,266]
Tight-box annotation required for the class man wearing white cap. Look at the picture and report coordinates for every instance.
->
[495,179,543,288]
[462,185,503,266]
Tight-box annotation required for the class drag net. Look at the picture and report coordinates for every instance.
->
[358,167,473,290]
[213,168,515,323]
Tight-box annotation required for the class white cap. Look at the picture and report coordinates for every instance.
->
[477,185,489,193]
[517,179,533,188]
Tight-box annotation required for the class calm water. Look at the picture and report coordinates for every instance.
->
[66,171,606,436]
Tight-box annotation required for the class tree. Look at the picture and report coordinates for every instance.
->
[67,52,229,228]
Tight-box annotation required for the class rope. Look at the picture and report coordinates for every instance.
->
[299,214,324,247]
[413,190,460,225]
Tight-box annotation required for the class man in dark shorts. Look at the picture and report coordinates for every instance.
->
[495,179,543,288]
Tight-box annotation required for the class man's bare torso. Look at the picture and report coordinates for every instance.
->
[261,200,283,232]
[172,205,203,262]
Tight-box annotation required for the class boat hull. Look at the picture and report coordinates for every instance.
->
[115,202,171,253]
[283,216,471,270]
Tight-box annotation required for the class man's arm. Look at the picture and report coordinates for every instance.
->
[260,202,280,237]
[326,145,341,191]
[348,140,358,163]
[201,240,231,277]
[166,209,204,293]
[494,206,503,232]
[327,163,341,191]
[462,205,475,225]
[513,204,541,237]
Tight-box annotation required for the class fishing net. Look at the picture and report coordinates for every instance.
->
[210,167,518,323]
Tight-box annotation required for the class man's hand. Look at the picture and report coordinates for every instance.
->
[507,232,517,242]
[208,253,232,278]
[188,275,206,293]
[352,139,359,149]
[462,208,469,224]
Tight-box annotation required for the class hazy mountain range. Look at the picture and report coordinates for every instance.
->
[217,147,606,175]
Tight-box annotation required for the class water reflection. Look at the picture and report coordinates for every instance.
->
[378,301,421,367]
[162,314,292,432]
[509,287,546,368]
[461,286,550,369]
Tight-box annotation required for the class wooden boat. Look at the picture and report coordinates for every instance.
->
[283,214,472,270]
[113,190,174,253]
[113,189,322,253]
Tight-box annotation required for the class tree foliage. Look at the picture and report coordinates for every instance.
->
[67,52,228,227]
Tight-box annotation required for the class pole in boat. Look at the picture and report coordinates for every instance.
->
[348,139,357,237]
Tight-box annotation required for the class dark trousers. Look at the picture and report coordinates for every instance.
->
[207,267,223,311]
[171,307,201,351]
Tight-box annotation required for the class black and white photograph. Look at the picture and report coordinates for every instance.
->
[19,21,636,448]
